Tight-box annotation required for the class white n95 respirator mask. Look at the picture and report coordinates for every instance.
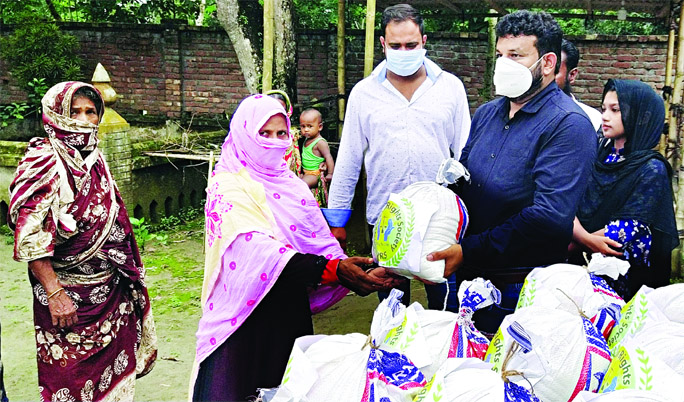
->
[493,55,544,98]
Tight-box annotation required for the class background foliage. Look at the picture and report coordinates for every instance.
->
[0,1,669,34]
[0,19,82,91]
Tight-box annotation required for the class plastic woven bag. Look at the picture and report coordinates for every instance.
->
[646,283,684,324]
[446,278,499,359]
[372,160,469,283]
[377,280,498,379]
[515,261,625,340]
[598,340,684,401]
[270,333,427,402]
[618,320,684,376]
[572,389,671,401]
[485,306,612,402]
[607,286,670,353]
[413,358,504,402]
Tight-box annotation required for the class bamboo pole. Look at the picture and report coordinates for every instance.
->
[364,0,376,77]
[337,0,346,139]
[484,11,498,101]
[663,21,676,158]
[673,2,684,276]
[262,0,274,92]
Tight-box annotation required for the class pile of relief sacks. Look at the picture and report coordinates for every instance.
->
[258,264,684,402]
[257,159,684,402]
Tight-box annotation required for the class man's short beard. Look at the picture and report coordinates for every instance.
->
[562,78,573,96]
[509,62,544,104]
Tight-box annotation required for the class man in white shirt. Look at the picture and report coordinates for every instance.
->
[555,39,602,132]
[328,3,471,307]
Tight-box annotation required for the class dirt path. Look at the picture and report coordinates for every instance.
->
[0,222,426,401]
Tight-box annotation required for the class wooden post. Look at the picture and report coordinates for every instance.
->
[337,0,346,139]
[663,21,676,157]
[263,0,274,92]
[673,3,684,277]
[364,0,376,77]
[484,11,498,102]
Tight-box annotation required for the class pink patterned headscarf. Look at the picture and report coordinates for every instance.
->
[194,95,347,367]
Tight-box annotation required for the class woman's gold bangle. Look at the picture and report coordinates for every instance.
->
[47,288,65,300]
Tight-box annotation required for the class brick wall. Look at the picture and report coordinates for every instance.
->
[568,35,669,109]
[0,23,671,126]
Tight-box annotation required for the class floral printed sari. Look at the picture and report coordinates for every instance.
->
[8,82,157,402]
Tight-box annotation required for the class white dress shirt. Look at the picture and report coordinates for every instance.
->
[328,58,471,225]
[573,94,603,132]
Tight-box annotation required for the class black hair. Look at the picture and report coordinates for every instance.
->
[265,89,292,112]
[300,108,322,123]
[561,39,580,71]
[496,10,563,74]
[381,4,424,36]
[73,86,103,116]
[603,79,617,98]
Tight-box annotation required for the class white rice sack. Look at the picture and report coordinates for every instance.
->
[646,283,684,324]
[516,263,625,339]
[270,334,364,402]
[622,321,684,376]
[372,181,469,283]
[378,280,498,379]
[573,389,671,402]
[271,333,427,402]
[484,306,612,402]
[372,290,433,370]
[598,340,684,401]
[414,358,504,402]
[443,278,499,359]
[607,286,670,353]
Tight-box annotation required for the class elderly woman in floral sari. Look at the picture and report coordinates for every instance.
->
[8,81,157,402]
[190,94,402,401]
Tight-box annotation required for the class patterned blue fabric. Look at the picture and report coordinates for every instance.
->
[604,219,651,265]
[504,381,540,402]
[603,147,625,164]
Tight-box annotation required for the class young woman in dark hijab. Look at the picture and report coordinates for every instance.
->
[570,79,678,301]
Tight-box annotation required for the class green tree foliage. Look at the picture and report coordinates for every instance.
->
[0,0,219,26]
[0,18,83,92]
[0,1,668,35]
[290,3,667,35]
[71,0,202,24]
[294,0,366,30]
[532,8,668,36]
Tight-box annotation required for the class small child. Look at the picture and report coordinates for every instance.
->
[299,108,334,189]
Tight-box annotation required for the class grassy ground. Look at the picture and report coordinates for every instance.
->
[0,214,426,401]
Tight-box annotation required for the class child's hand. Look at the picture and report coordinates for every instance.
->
[325,173,333,182]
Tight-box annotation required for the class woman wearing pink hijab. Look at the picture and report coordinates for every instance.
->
[191,94,402,401]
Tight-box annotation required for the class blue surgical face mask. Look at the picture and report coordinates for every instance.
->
[384,47,426,77]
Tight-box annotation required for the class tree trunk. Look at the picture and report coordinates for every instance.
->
[216,0,261,93]
[273,0,297,100]
[44,0,62,21]
[195,0,206,26]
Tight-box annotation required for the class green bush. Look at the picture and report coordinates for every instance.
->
[0,103,30,127]
[0,18,83,92]
[0,78,49,128]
